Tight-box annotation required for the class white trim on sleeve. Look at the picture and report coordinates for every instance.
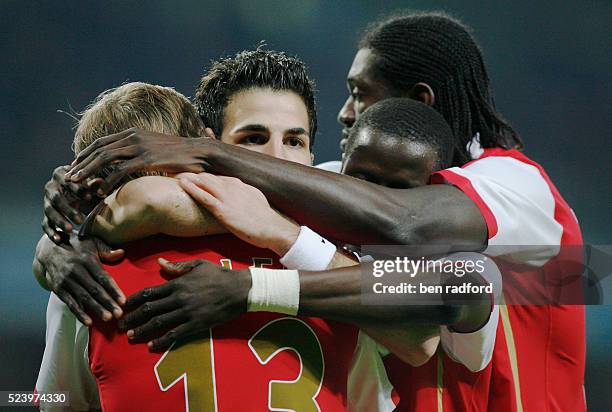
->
[440,252,502,372]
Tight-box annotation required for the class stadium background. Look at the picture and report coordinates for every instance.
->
[1,1,610,410]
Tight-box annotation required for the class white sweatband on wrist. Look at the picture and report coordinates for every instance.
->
[279,226,337,271]
[247,268,300,315]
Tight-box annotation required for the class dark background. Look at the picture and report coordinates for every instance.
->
[1,0,610,410]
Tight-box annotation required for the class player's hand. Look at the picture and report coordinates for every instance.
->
[35,234,126,325]
[65,128,216,194]
[42,165,103,244]
[119,258,250,351]
[178,172,300,255]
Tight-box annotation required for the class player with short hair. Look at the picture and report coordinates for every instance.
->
[35,52,361,411]
[115,97,500,411]
[58,11,584,411]
[341,97,455,187]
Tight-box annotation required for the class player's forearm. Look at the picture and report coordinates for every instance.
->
[207,143,486,247]
[321,252,440,365]
[91,176,226,244]
[297,265,462,328]
[90,201,155,244]
[362,326,440,367]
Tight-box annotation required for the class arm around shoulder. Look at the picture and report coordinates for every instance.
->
[91,176,225,244]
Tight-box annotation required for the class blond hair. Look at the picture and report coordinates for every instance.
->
[72,82,203,182]
[74,82,202,154]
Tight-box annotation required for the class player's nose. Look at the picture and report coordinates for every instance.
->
[263,138,284,160]
[337,96,355,128]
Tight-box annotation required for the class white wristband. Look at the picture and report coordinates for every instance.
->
[279,226,336,271]
[247,268,300,315]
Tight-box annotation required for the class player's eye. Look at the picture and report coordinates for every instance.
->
[239,135,268,145]
[285,136,306,148]
[350,87,364,100]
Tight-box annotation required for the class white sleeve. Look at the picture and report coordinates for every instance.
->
[36,293,100,411]
[279,226,337,271]
[432,155,564,265]
[314,160,342,173]
[348,332,396,412]
[440,252,502,372]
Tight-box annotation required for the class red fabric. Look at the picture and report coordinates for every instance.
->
[384,349,494,412]
[405,149,586,411]
[88,234,357,411]
[430,170,499,239]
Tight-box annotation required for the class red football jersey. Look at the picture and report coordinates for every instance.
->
[88,234,358,411]
[384,148,586,411]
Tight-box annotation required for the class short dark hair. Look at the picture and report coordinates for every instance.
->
[360,11,523,165]
[194,48,317,148]
[347,98,454,170]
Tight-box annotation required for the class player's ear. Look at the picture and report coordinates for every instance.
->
[310,152,315,165]
[408,82,435,107]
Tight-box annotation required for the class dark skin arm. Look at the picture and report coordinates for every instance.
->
[65,129,487,247]
[37,165,127,321]
[119,259,490,352]
[33,234,126,324]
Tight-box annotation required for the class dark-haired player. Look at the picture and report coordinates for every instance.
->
[84,96,500,411]
[338,98,503,411]
[340,98,455,188]
[43,11,584,411]
[35,52,361,411]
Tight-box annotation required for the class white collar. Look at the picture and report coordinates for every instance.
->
[467,133,484,160]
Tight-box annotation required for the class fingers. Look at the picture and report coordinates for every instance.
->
[41,216,62,244]
[148,323,194,352]
[94,238,125,263]
[43,194,74,235]
[50,189,85,225]
[68,146,141,185]
[56,290,92,326]
[126,309,187,344]
[178,177,220,210]
[70,129,132,168]
[43,166,91,242]
[119,296,180,333]
[158,258,203,277]
[54,166,95,204]
[64,277,113,322]
[52,246,124,320]
[203,127,216,139]
[83,260,125,314]
[85,177,107,197]
[97,157,143,193]
[194,172,226,195]
[125,282,174,311]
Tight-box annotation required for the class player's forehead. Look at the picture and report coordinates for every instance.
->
[223,87,310,136]
[347,48,380,86]
[348,127,437,168]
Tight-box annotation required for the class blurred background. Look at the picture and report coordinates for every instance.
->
[1,0,610,410]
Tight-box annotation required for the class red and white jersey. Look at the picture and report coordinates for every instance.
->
[423,147,586,411]
[37,234,358,411]
[350,255,501,412]
[317,159,502,412]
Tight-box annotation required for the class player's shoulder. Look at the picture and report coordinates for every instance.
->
[455,148,554,196]
[464,148,544,175]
